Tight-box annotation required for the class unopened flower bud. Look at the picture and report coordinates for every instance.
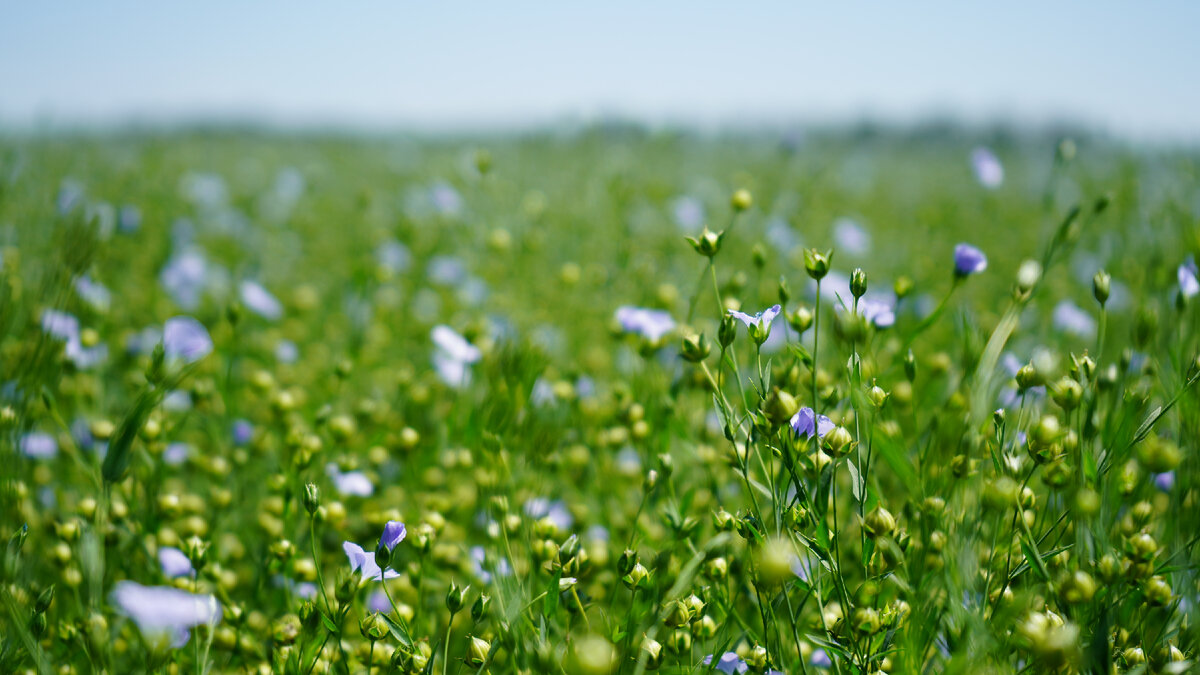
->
[804,249,832,281]
[680,332,710,363]
[850,268,868,299]
[303,483,320,516]
[446,582,468,613]
[1093,270,1111,306]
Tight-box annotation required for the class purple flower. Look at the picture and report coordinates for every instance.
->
[811,648,832,668]
[163,442,190,466]
[615,306,676,343]
[1052,301,1097,339]
[859,298,895,328]
[379,521,407,552]
[368,589,391,613]
[240,281,283,320]
[118,205,142,233]
[275,339,299,364]
[376,240,412,274]
[1154,471,1175,492]
[75,276,112,312]
[430,182,463,216]
[701,652,748,674]
[163,316,212,364]
[470,545,513,584]
[158,547,194,578]
[326,463,373,497]
[971,147,1004,189]
[231,419,254,446]
[41,308,105,368]
[954,243,988,277]
[160,250,209,311]
[1179,257,1199,299]
[524,498,574,531]
[833,217,871,256]
[111,581,222,648]
[20,432,58,459]
[41,309,80,342]
[727,304,781,330]
[672,195,705,231]
[791,407,834,439]
[342,541,400,581]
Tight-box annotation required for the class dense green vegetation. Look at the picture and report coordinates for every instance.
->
[0,129,1197,674]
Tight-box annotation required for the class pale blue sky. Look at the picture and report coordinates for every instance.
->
[2,2,1197,140]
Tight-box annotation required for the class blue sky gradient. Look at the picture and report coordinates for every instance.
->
[2,2,1197,140]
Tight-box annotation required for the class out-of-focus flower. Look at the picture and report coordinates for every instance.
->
[954,244,988,277]
[811,648,833,668]
[1155,472,1175,492]
[111,581,222,648]
[342,542,400,581]
[40,309,107,369]
[833,218,871,256]
[1052,301,1097,339]
[470,546,513,585]
[75,276,112,312]
[859,298,896,328]
[239,281,282,320]
[163,316,212,364]
[275,339,299,364]
[231,420,253,446]
[20,431,58,459]
[524,498,574,531]
[791,407,834,439]
[615,306,676,342]
[672,195,705,231]
[431,325,482,389]
[1178,257,1199,298]
[160,250,209,311]
[41,309,79,342]
[326,463,373,497]
[163,442,190,466]
[158,547,193,578]
[430,182,463,216]
[118,205,142,233]
[971,147,1004,189]
[376,240,412,274]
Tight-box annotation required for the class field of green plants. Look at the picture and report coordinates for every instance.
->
[1,129,1197,674]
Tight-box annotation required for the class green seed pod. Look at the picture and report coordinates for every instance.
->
[680,332,710,363]
[731,188,753,212]
[663,599,691,628]
[641,636,664,670]
[762,388,800,427]
[467,636,491,667]
[787,306,813,334]
[864,506,896,539]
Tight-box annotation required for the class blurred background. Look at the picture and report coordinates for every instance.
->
[2,1,1198,142]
